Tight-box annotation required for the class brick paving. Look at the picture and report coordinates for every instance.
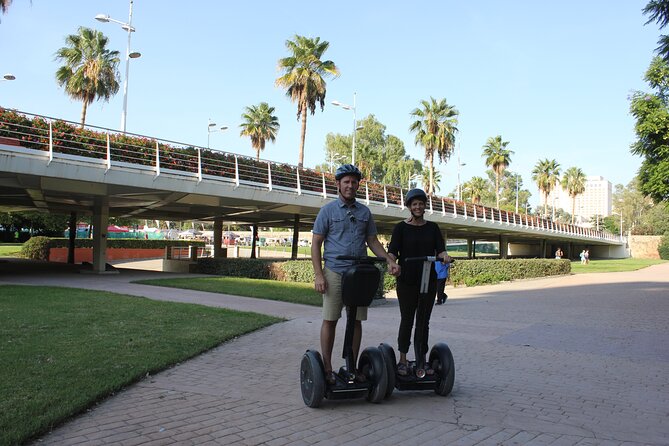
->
[2,261,668,445]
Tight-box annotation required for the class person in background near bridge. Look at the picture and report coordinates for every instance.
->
[435,259,450,305]
[388,188,452,376]
[311,164,400,385]
[580,249,586,264]
[555,247,563,259]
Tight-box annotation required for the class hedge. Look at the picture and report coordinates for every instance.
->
[46,238,205,249]
[195,257,571,291]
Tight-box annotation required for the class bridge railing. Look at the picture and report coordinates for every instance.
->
[0,107,620,242]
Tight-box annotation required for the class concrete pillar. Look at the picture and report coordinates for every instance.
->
[92,197,109,273]
[471,240,477,259]
[499,235,509,259]
[291,214,299,260]
[251,224,258,259]
[67,211,76,264]
[213,217,223,258]
[540,239,547,258]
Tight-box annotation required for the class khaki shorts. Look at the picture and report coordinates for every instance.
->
[322,267,368,321]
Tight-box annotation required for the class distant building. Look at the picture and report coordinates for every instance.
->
[546,176,612,224]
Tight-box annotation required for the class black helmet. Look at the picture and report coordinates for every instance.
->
[335,164,362,181]
[405,188,428,206]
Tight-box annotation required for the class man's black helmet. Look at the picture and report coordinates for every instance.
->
[405,188,428,206]
[335,164,362,181]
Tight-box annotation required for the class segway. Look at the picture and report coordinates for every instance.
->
[300,256,388,408]
[380,256,455,398]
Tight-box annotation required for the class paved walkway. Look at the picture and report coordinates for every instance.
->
[2,260,669,445]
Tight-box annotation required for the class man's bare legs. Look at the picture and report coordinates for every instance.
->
[320,319,363,374]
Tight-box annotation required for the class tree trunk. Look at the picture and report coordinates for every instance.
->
[80,100,89,128]
[428,150,434,194]
[571,195,576,224]
[495,171,500,208]
[298,107,308,168]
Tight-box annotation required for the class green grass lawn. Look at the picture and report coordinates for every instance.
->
[0,243,22,257]
[135,276,323,306]
[0,285,281,446]
[570,258,667,274]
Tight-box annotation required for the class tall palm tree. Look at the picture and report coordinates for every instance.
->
[421,166,441,194]
[463,176,489,204]
[644,0,669,61]
[239,102,280,160]
[532,158,561,218]
[409,97,459,195]
[275,35,339,168]
[55,27,120,127]
[481,135,514,208]
[1,0,12,13]
[561,166,587,224]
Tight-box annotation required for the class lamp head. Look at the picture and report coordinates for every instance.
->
[95,14,110,22]
[128,51,141,59]
[331,100,341,106]
[2,73,16,81]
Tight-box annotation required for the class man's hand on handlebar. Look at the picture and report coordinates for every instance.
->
[438,253,454,264]
[314,273,327,294]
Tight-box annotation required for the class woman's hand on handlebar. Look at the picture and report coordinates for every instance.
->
[438,253,454,264]
[387,258,401,276]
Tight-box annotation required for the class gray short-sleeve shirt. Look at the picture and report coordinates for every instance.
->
[313,198,378,274]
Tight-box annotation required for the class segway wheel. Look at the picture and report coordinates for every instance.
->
[300,350,325,407]
[378,343,397,399]
[358,347,388,403]
[429,342,455,396]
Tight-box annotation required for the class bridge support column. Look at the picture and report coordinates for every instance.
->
[499,235,509,259]
[291,214,299,260]
[91,197,110,274]
[540,239,547,258]
[67,211,76,264]
[251,224,258,259]
[213,218,223,258]
[470,239,476,259]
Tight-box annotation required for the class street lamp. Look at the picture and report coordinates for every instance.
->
[332,92,360,166]
[409,174,422,190]
[95,0,141,133]
[1,73,15,82]
[328,152,346,173]
[207,119,228,149]
[614,211,624,240]
[515,174,520,213]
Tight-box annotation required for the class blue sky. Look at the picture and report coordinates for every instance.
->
[0,1,661,208]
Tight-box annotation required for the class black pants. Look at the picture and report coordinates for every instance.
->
[436,278,447,303]
[396,280,437,360]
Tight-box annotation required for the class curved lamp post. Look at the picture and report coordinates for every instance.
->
[332,92,361,166]
[207,119,228,149]
[95,0,141,133]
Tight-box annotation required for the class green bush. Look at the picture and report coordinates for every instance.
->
[449,258,570,287]
[20,236,51,260]
[658,232,669,260]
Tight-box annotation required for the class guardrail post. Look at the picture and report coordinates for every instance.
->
[321,172,326,199]
[365,182,370,205]
[267,162,273,191]
[197,147,202,183]
[105,133,111,172]
[296,167,302,195]
[463,202,467,220]
[428,195,433,214]
[234,155,240,188]
[48,121,53,165]
[155,141,160,177]
[383,185,388,208]
[400,190,404,209]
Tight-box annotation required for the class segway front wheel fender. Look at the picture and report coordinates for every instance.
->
[300,350,325,407]
[378,343,397,399]
[429,342,455,396]
[359,347,388,403]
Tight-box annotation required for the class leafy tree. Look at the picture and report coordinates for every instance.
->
[532,158,561,217]
[495,170,532,213]
[55,27,120,127]
[409,97,459,195]
[239,102,280,160]
[658,232,669,259]
[561,167,587,224]
[481,135,514,208]
[643,0,669,62]
[324,114,422,186]
[613,177,669,235]
[275,35,339,168]
[629,56,669,203]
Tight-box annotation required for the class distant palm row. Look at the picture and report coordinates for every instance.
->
[44,26,588,217]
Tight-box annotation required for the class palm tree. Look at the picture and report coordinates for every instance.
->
[463,176,489,204]
[239,102,280,160]
[481,135,514,208]
[644,0,669,61]
[409,97,459,195]
[275,35,339,168]
[1,0,12,13]
[55,27,120,127]
[561,167,587,224]
[532,158,561,218]
[421,166,441,194]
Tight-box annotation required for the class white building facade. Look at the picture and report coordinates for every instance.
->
[546,176,612,224]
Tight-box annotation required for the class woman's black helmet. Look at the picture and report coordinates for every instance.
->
[335,164,362,181]
[405,188,428,206]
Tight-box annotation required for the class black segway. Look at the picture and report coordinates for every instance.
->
[300,256,388,408]
[380,256,455,398]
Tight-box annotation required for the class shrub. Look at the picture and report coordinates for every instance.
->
[449,258,570,287]
[20,236,51,260]
[659,232,669,260]
[47,238,204,249]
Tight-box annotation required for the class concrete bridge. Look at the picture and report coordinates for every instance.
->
[0,109,626,272]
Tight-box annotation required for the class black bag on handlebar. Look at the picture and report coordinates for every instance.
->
[341,264,381,307]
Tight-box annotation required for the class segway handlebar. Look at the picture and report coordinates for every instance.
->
[336,255,387,263]
[404,256,455,263]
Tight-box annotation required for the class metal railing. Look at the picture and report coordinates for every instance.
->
[0,107,620,242]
